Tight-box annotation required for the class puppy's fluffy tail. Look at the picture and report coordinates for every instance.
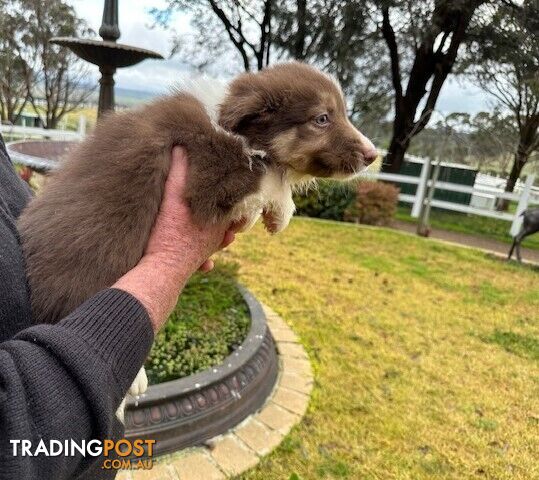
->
[171,75,227,124]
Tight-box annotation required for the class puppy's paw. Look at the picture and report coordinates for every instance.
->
[246,149,267,170]
[262,210,289,234]
[115,367,147,424]
[235,212,261,233]
[116,397,127,424]
[128,367,148,397]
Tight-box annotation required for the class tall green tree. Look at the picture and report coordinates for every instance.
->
[463,0,539,209]
[376,0,492,173]
[0,1,32,123]
[20,0,95,129]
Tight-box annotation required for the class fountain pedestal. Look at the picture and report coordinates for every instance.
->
[50,0,163,117]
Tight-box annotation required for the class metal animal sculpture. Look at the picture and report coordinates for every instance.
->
[508,208,539,262]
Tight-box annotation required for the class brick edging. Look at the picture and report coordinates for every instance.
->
[122,304,313,480]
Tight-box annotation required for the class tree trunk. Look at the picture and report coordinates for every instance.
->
[379,2,481,173]
[293,0,307,59]
[381,119,413,174]
[496,149,528,211]
[47,114,60,130]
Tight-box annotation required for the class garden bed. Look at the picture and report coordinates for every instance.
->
[145,262,251,384]
[124,264,278,456]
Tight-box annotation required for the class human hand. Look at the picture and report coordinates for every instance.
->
[143,146,235,275]
[114,146,237,331]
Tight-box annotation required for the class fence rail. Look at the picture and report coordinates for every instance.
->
[3,122,537,238]
[363,160,536,237]
[0,118,86,140]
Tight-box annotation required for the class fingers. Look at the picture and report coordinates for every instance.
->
[198,229,235,274]
[221,230,236,249]
[198,259,214,273]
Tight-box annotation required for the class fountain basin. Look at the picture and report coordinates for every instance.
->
[50,37,163,68]
[7,140,77,173]
[124,286,279,456]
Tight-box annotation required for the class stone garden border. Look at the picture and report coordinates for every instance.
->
[120,303,313,480]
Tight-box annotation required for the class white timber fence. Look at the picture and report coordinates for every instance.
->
[0,116,86,141]
[2,121,537,237]
[362,159,536,237]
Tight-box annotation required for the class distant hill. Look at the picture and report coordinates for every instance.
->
[114,87,163,107]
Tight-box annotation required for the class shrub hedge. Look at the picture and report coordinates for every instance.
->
[293,180,356,221]
[344,180,399,226]
[294,179,399,226]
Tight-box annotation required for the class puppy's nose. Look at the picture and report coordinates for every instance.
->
[362,148,378,165]
[358,133,377,165]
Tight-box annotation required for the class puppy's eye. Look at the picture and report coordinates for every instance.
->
[314,114,330,126]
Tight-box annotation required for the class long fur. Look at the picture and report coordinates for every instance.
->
[18,62,377,324]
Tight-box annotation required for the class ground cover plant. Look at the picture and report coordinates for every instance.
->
[221,218,539,480]
[145,262,250,384]
[396,205,539,251]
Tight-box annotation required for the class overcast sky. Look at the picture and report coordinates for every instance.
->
[66,0,494,115]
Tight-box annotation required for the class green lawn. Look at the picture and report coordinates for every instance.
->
[221,218,539,480]
[396,205,539,251]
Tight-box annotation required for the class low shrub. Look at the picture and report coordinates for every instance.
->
[145,261,250,384]
[344,180,399,226]
[13,164,42,191]
[293,180,355,221]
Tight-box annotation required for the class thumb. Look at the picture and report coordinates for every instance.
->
[165,146,189,197]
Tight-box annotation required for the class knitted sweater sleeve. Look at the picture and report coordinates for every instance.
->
[0,134,154,479]
[0,289,154,480]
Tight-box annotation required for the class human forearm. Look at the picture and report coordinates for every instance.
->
[113,256,191,332]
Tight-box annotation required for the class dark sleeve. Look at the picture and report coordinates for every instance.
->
[0,133,7,155]
[0,288,154,480]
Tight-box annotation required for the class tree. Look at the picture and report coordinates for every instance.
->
[23,0,95,129]
[273,1,391,131]
[467,110,517,174]
[154,1,391,130]
[0,1,32,123]
[347,39,392,137]
[377,0,490,173]
[407,110,517,173]
[153,0,273,72]
[463,0,539,209]
[273,1,369,77]
[153,1,374,79]
[1,0,94,128]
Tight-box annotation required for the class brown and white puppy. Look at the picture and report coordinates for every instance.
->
[17,62,376,408]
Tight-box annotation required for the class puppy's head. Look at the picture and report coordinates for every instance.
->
[219,62,377,180]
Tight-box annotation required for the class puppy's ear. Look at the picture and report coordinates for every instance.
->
[219,72,277,133]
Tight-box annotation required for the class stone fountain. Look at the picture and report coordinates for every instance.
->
[50,0,163,117]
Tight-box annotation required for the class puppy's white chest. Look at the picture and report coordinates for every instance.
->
[233,168,295,234]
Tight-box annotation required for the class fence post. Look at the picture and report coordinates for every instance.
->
[78,115,87,137]
[411,158,431,218]
[510,174,535,237]
[417,157,440,236]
